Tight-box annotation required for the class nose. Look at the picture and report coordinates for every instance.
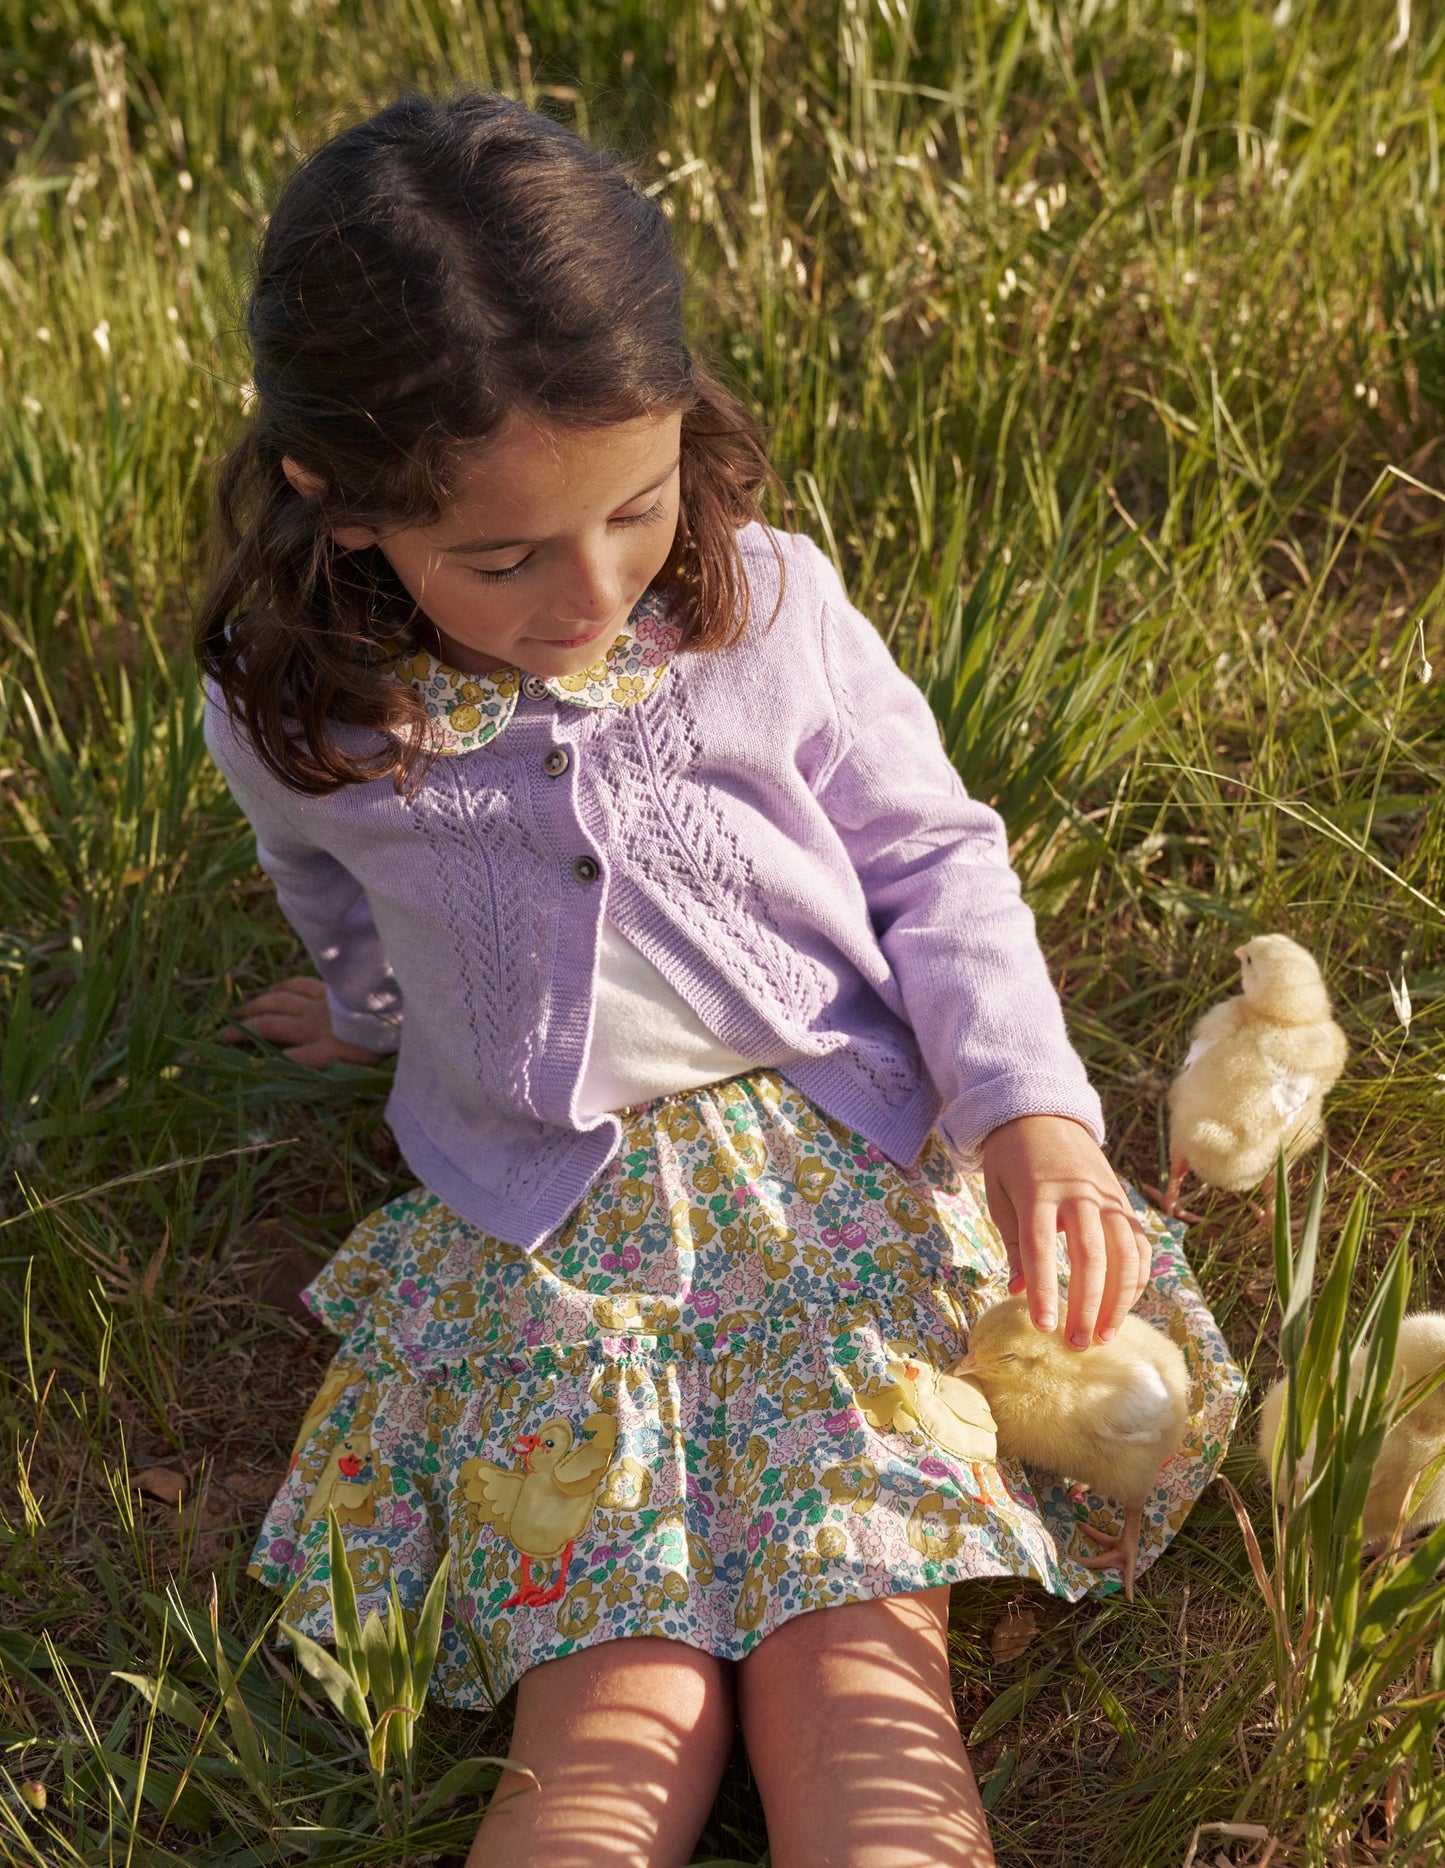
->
[556,542,621,627]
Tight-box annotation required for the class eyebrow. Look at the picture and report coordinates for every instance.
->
[436,456,682,555]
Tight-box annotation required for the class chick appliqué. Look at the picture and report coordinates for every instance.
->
[302,1429,378,1530]
[459,1411,619,1609]
[862,1349,1021,1511]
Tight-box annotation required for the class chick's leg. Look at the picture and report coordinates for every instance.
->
[1142,1153,1208,1227]
[1073,1501,1145,1602]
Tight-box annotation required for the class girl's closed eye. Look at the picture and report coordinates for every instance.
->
[468,499,669,583]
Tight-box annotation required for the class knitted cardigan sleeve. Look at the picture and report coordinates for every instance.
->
[807,543,1106,1169]
[203,692,405,1054]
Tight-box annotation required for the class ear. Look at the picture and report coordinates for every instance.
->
[281,454,377,551]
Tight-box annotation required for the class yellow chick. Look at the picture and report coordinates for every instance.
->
[951,1296,1190,1599]
[458,1411,618,1608]
[1152,934,1347,1222]
[1257,1313,1445,1550]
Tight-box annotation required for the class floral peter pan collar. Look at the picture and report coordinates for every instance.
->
[383,590,680,755]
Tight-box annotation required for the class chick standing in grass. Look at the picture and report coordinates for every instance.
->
[1151,934,1348,1222]
[952,1295,1190,1598]
[1258,1313,1445,1550]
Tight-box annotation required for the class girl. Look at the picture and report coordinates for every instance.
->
[200,88,1241,1868]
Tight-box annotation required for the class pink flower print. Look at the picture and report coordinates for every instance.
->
[694,1491,714,1517]
[759,1511,774,1535]
[388,1500,423,1534]
[746,1523,762,1553]
[601,1244,642,1273]
[633,611,680,649]
[918,1456,948,1480]
[691,1290,720,1318]
[861,1559,893,1592]
[821,1221,868,1253]
[397,1278,425,1308]
[824,1410,856,1437]
[522,1317,546,1347]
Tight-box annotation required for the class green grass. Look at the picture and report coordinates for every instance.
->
[2,0,1444,1861]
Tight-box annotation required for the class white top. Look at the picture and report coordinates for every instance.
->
[575,920,756,1119]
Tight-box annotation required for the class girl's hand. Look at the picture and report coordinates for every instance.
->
[220,974,385,1068]
[979,1113,1152,1349]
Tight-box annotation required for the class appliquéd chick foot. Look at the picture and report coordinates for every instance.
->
[1073,1502,1145,1601]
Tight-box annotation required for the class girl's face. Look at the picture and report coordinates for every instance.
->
[286,409,683,678]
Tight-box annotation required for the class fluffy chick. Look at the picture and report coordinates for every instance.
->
[952,1296,1190,1599]
[1152,933,1347,1222]
[1257,1312,1445,1550]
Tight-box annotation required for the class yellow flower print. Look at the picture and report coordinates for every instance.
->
[446,703,482,734]
[735,1569,768,1633]
[759,1227,798,1281]
[820,1457,880,1509]
[692,1163,723,1196]
[598,1456,653,1511]
[556,1578,601,1639]
[733,1433,771,1497]
[814,1524,848,1561]
[594,1207,627,1248]
[906,1490,973,1562]
[884,1185,933,1237]
[760,1539,790,1585]
[781,1373,833,1419]
[662,1571,689,1604]
[642,1582,667,1612]
[795,1159,836,1204]
[872,1237,923,1277]
[616,1179,656,1232]
[431,1282,478,1322]
[602,1569,637,1611]
[659,1103,700,1143]
[345,1545,392,1593]
[609,674,647,704]
[457,680,485,704]
[799,1237,833,1275]
[687,1531,716,1587]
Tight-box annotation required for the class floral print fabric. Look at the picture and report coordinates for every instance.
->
[249,1070,1243,1709]
[380,589,679,755]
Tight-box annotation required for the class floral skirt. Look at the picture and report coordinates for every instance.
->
[249,1069,1243,1709]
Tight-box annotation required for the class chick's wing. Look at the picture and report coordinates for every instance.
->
[458,1458,525,1528]
[1093,1360,1180,1448]
[552,1412,619,1495]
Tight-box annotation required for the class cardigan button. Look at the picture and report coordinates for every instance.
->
[572,855,600,884]
[521,675,549,701]
[542,747,570,777]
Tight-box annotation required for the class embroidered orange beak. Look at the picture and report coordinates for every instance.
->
[337,1453,362,1479]
[513,1433,541,1471]
[903,1362,920,1379]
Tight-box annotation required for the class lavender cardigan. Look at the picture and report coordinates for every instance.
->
[204,523,1105,1250]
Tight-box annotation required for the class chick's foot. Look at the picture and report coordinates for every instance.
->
[1073,1502,1145,1602]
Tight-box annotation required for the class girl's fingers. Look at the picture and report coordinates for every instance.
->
[1015,1203,1061,1333]
[1062,1202,1108,1348]
[981,1171,1024,1294]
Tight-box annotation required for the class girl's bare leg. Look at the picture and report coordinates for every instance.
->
[466,1634,735,1868]
[736,1585,996,1868]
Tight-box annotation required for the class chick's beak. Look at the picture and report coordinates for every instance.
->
[1233,945,1246,960]
[512,1432,541,1470]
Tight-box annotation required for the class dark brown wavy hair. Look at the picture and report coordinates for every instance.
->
[196,87,789,795]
